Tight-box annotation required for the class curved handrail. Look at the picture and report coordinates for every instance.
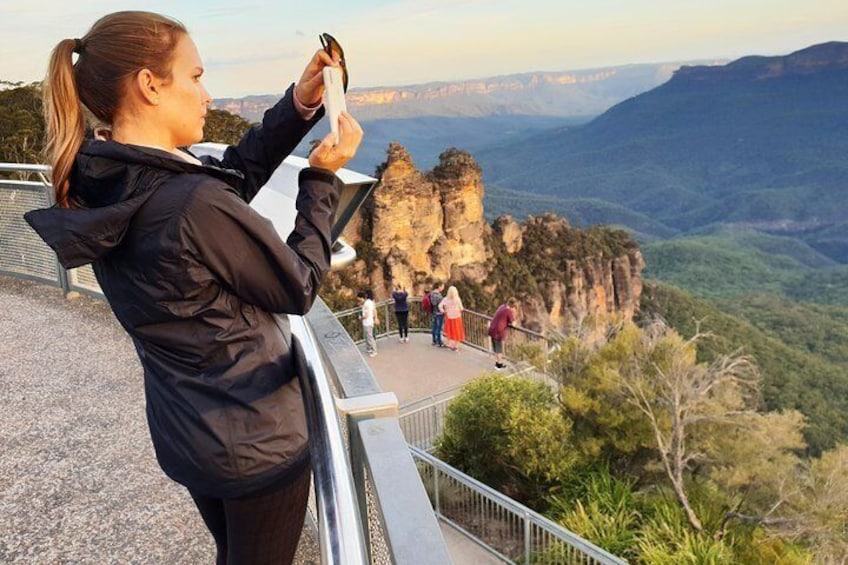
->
[289,314,369,565]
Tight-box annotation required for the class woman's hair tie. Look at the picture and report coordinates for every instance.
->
[73,38,83,54]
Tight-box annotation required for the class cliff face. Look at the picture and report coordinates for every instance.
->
[360,144,492,291]
[492,215,644,331]
[329,143,643,333]
[212,62,703,122]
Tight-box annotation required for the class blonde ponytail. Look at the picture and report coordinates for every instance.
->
[43,39,86,208]
[41,11,187,208]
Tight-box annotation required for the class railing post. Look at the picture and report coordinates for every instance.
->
[56,261,71,295]
[357,418,452,564]
[336,392,399,563]
[434,463,441,517]
[430,402,439,451]
[40,177,72,295]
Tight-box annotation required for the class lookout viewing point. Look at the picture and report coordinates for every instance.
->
[1,162,625,564]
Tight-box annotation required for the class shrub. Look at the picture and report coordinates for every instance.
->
[547,467,641,559]
[435,374,578,505]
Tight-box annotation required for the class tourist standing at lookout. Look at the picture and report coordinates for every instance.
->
[439,285,466,351]
[25,10,362,563]
[488,297,518,369]
[359,289,379,357]
[428,282,445,347]
[392,284,410,343]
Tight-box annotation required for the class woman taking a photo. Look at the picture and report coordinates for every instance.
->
[25,10,363,564]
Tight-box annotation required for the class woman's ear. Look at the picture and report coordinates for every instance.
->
[133,68,162,106]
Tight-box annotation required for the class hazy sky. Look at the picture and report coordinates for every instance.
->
[2,0,846,98]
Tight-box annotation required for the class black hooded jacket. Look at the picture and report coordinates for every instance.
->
[25,85,340,498]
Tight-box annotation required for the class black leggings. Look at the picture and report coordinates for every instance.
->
[189,464,312,565]
[395,311,409,338]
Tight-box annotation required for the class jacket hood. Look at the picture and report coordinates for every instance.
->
[24,139,241,269]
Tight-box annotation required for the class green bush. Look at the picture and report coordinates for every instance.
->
[547,467,641,559]
[435,374,578,505]
[636,500,734,565]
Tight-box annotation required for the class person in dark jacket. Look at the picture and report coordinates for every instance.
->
[392,284,409,343]
[429,282,445,347]
[24,11,363,564]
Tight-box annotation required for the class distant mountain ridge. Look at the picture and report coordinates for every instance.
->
[214,60,722,175]
[675,40,848,80]
[213,60,721,122]
[475,41,848,262]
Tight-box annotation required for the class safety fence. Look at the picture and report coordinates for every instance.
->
[413,447,627,565]
[335,296,555,359]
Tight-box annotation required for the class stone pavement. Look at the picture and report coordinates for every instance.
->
[361,331,501,407]
[0,276,507,564]
[0,276,320,564]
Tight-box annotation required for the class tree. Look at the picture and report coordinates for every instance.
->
[784,444,848,563]
[0,83,44,164]
[557,324,658,468]
[614,322,761,531]
[202,108,253,145]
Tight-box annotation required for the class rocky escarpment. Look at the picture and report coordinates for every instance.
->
[343,144,492,291]
[212,62,699,122]
[489,215,644,332]
[674,41,848,82]
[325,143,644,333]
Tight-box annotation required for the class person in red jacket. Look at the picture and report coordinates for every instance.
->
[488,297,518,369]
[26,11,362,564]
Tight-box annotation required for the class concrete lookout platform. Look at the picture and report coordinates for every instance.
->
[0,276,508,564]
[0,277,320,564]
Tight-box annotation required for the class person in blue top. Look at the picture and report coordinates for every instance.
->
[392,284,410,343]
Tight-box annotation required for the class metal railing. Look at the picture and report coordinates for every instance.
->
[0,165,102,296]
[289,314,369,563]
[0,163,450,565]
[413,447,627,565]
[337,298,630,564]
[335,297,556,358]
[398,387,458,452]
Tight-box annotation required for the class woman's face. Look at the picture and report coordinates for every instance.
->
[158,34,211,148]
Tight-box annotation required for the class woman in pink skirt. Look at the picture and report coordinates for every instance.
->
[439,285,466,351]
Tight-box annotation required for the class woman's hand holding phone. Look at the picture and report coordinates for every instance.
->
[309,111,363,173]
[295,49,336,107]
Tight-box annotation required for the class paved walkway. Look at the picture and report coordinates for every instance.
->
[1,276,506,564]
[361,331,500,406]
[0,277,223,563]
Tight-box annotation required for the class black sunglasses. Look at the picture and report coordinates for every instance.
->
[320,32,349,92]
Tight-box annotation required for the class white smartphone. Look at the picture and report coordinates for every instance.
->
[322,66,347,144]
